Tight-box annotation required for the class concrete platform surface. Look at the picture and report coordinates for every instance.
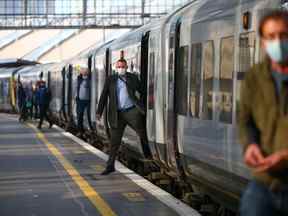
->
[0,114,200,216]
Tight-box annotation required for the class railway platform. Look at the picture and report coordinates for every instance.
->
[0,113,200,216]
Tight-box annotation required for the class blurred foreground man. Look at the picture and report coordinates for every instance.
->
[239,10,288,216]
[96,57,152,175]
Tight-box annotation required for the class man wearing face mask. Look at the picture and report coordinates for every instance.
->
[96,57,152,175]
[239,10,288,215]
[76,66,92,135]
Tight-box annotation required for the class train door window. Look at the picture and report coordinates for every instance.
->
[190,43,202,118]
[219,36,235,124]
[175,45,189,115]
[201,41,215,120]
[148,52,155,109]
[237,32,256,118]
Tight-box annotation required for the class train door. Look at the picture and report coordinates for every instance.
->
[64,66,69,122]
[104,48,111,138]
[147,34,157,159]
[140,31,152,156]
[61,67,67,121]
[67,64,73,122]
[87,56,93,129]
[90,55,97,129]
[166,19,182,169]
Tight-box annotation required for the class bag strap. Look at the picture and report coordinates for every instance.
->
[118,75,133,90]
[118,75,141,95]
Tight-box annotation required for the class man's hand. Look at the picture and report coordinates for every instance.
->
[96,114,101,121]
[244,144,265,168]
[254,150,288,172]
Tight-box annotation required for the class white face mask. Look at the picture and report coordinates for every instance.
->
[117,68,126,75]
[265,39,288,63]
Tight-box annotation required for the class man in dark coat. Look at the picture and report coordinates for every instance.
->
[76,66,92,135]
[96,57,152,175]
[36,81,53,129]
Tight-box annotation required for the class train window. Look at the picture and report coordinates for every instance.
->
[0,79,9,104]
[219,36,234,124]
[148,52,155,109]
[237,32,256,118]
[190,43,202,118]
[176,45,189,115]
[239,32,256,73]
[201,41,214,120]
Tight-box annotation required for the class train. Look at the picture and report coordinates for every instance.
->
[0,59,38,112]
[0,0,287,215]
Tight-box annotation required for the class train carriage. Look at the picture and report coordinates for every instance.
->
[2,0,288,214]
[0,68,17,112]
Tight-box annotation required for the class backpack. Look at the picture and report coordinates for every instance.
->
[38,87,51,105]
[26,100,32,108]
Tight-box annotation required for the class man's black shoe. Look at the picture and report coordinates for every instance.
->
[145,156,153,161]
[101,167,115,175]
[144,152,153,159]
[49,122,53,128]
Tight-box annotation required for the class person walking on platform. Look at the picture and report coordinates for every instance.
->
[239,10,288,216]
[96,56,152,175]
[76,66,92,135]
[18,82,27,122]
[32,83,39,119]
[36,81,53,129]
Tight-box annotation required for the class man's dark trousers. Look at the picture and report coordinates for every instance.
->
[107,107,151,169]
[77,99,91,132]
[38,105,52,128]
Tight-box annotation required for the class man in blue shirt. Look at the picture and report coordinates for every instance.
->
[76,66,92,135]
[96,57,152,175]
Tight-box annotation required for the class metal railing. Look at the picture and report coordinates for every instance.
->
[0,0,189,29]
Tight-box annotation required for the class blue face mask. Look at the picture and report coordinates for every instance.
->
[265,40,288,63]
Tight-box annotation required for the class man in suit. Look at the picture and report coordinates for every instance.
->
[96,57,152,175]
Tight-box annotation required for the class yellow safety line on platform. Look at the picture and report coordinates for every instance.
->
[27,123,117,216]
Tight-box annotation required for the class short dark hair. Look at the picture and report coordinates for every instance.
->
[259,10,288,37]
[117,58,127,65]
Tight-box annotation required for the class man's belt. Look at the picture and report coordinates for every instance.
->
[118,105,135,112]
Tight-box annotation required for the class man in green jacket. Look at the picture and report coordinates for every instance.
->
[239,10,288,215]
